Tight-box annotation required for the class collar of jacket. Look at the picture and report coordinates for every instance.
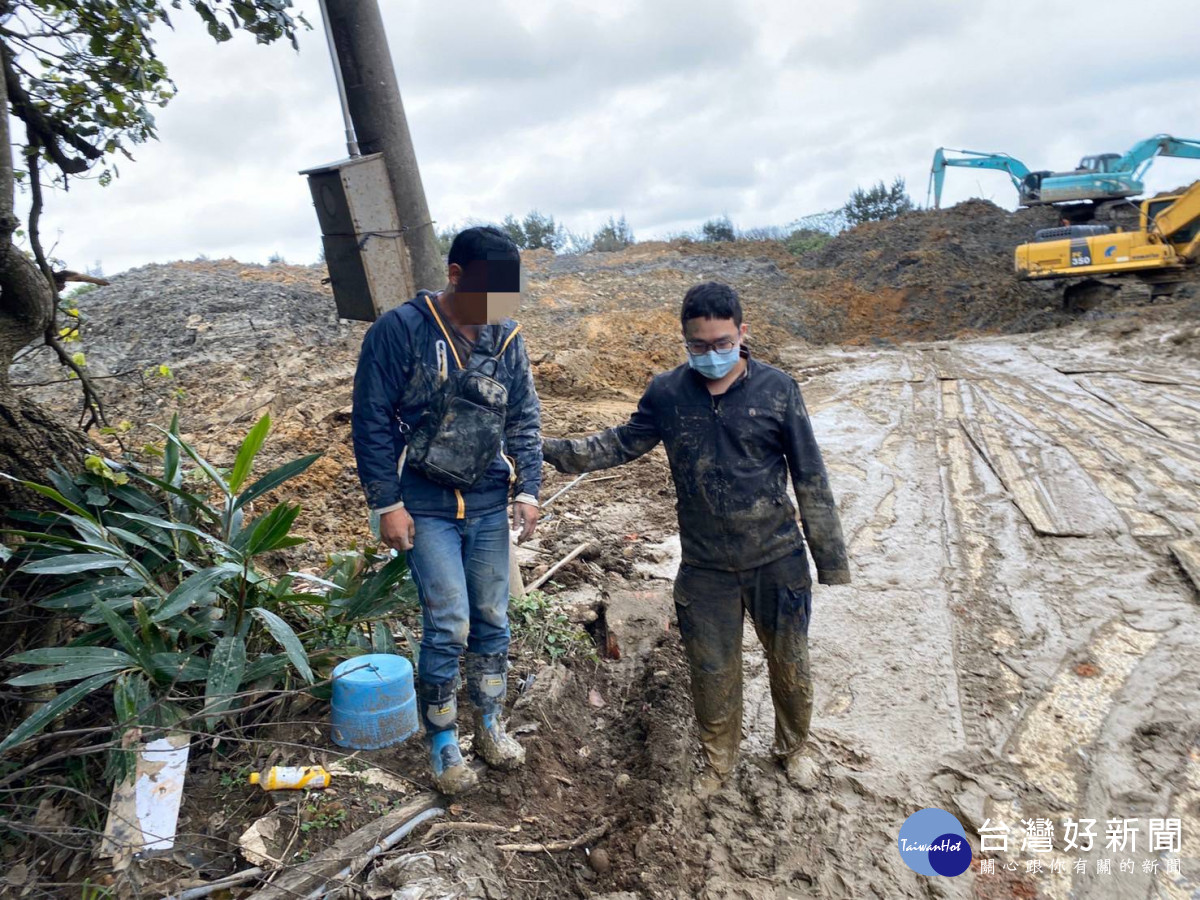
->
[410,289,518,358]
[686,344,755,392]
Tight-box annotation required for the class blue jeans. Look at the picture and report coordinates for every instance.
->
[407,507,511,688]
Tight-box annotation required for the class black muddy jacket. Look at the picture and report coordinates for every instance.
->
[351,291,542,519]
[542,350,850,583]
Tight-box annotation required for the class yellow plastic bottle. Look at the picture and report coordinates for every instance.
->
[248,766,332,791]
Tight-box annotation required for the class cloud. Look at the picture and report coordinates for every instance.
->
[23,0,1200,276]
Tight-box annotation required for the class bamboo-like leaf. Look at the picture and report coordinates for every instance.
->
[157,428,229,495]
[92,601,151,671]
[150,652,209,683]
[131,472,220,524]
[250,607,314,683]
[1,478,98,523]
[20,553,128,575]
[8,647,137,668]
[110,512,231,553]
[35,577,145,612]
[240,504,301,557]
[0,673,119,755]
[7,660,134,686]
[243,653,287,683]
[371,622,396,654]
[204,636,246,728]
[114,672,151,725]
[234,454,321,510]
[228,415,271,494]
[152,563,240,622]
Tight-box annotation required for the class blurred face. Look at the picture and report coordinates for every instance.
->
[449,259,523,323]
[683,317,746,356]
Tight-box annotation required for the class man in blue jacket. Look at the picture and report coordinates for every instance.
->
[351,226,542,795]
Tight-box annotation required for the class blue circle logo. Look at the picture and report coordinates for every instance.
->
[897,808,971,877]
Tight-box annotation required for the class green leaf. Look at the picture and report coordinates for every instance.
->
[158,428,229,496]
[150,652,209,683]
[20,553,128,575]
[114,672,151,725]
[228,414,271,494]
[204,635,247,728]
[36,577,145,612]
[335,554,410,622]
[110,512,231,553]
[0,544,11,563]
[152,563,241,622]
[1,478,98,523]
[240,503,301,557]
[0,673,119,755]
[92,601,151,671]
[235,453,321,510]
[7,660,134,686]
[250,607,314,683]
[243,653,287,683]
[8,647,137,668]
[104,526,170,559]
[371,622,396,654]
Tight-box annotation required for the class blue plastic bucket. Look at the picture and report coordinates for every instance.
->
[330,654,419,750]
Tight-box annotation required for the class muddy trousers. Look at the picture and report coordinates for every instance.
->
[673,548,813,776]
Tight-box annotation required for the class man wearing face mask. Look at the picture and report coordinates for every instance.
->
[542,281,849,796]
[352,226,542,795]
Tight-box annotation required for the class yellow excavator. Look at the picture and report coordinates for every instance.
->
[1014,181,1200,309]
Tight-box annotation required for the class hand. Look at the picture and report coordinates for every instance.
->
[512,501,539,544]
[380,507,415,551]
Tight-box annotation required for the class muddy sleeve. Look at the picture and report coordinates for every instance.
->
[542,384,661,474]
[504,332,543,501]
[783,380,851,585]
[351,317,410,510]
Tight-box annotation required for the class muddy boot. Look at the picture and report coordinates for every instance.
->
[465,652,526,770]
[782,752,819,791]
[418,682,478,796]
[693,765,727,800]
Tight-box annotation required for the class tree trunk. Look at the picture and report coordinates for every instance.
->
[0,37,86,516]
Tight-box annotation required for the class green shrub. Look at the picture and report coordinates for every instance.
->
[592,215,635,252]
[842,176,914,227]
[0,414,413,771]
[784,228,834,256]
[701,216,736,242]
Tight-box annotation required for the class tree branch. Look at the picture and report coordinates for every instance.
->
[0,40,98,176]
[26,138,107,430]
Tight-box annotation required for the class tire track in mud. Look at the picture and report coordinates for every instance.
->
[666,325,1200,899]
[912,336,1200,900]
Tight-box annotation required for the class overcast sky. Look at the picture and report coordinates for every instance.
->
[33,0,1200,276]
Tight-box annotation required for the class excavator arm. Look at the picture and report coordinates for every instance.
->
[1150,181,1200,261]
[1120,134,1200,181]
[928,148,1033,208]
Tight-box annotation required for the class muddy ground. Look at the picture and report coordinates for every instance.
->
[8,203,1200,899]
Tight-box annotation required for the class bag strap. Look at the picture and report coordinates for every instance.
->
[424,295,463,370]
[425,294,522,369]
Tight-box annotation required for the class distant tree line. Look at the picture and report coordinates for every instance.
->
[432,176,914,259]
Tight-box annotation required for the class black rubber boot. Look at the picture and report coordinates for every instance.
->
[465,652,526,770]
[417,679,478,795]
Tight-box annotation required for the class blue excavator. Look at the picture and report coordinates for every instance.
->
[928,134,1200,214]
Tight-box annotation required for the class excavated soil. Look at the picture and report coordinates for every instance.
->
[10,201,1200,899]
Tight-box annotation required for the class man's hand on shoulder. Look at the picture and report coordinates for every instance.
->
[380,507,416,552]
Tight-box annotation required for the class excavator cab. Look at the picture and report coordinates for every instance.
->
[1077,153,1121,173]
